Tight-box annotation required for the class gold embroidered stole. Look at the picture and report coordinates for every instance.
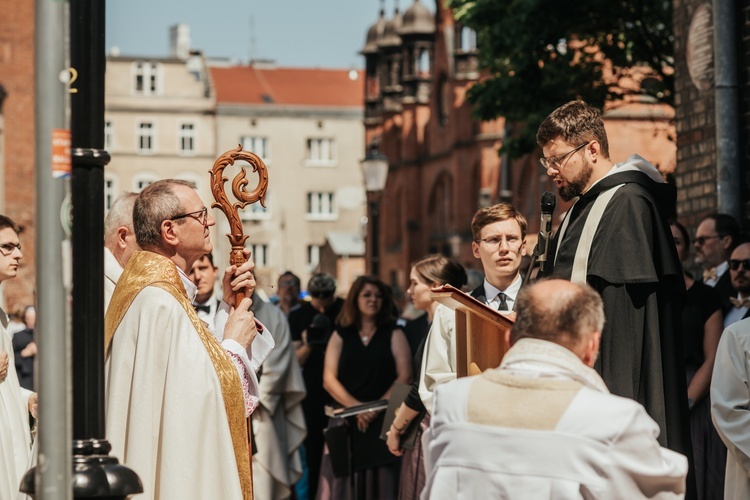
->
[105,251,253,499]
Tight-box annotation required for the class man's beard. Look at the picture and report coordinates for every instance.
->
[558,159,594,201]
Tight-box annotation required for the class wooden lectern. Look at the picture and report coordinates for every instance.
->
[431,285,514,378]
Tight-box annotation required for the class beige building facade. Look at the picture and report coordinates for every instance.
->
[104,52,216,209]
[211,65,366,294]
[104,26,366,296]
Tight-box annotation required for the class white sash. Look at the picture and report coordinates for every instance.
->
[553,184,625,284]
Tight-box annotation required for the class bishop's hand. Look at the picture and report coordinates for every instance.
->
[222,248,256,305]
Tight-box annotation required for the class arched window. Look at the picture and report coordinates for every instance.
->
[429,172,454,245]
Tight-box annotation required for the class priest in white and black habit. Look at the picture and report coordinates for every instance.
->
[535,101,693,480]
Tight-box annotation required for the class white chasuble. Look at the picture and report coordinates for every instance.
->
[105,251,252,500]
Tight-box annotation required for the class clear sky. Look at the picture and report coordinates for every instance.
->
[106,0,405,69]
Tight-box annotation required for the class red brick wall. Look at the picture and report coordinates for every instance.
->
[0,0,36,309]
[672,0,719,229]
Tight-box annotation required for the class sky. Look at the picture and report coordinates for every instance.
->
[106,0,409,69]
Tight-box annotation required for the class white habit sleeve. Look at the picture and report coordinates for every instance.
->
[419,304,456,413]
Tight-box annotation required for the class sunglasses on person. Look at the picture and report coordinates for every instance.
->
[310,291,333,299]
[729,259,750,271]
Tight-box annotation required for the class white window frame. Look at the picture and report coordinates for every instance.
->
[305,191,337,221]
[240,136,271,164]
[250,243,269,267]
[179,122,196,155]
[137,121,155,154]
[132,61,162,96]
[305,138,337,167]
[132,173,159,193]
[104,120,114,151]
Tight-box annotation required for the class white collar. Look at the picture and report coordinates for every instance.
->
[176,265,198,303]
[715,260,729,278]
[484,273,522,301]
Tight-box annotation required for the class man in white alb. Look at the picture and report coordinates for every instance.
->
[106,180,273,500]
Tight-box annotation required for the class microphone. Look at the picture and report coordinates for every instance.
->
[536,192,556,272]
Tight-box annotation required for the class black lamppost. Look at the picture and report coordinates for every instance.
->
[360,144,389,277]
[22,0,141,497]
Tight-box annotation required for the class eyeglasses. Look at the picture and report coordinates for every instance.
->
[729,259,750,271]
[310,291,333,299]
[694,235,721,246]
[539,141,591,171]
[170,207,208,226]
[476,234,523,250]
[0,242,21,256]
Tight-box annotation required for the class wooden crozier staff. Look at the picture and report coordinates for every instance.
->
[209,144,269,490]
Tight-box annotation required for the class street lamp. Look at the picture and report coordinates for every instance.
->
[360,143,389,277]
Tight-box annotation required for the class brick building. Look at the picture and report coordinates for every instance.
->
[0,0,36,309]
[361,0,678,291]
[672,0,749,231]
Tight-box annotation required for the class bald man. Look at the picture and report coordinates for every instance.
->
[423,279,688,499]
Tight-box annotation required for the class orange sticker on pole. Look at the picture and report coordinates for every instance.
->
[52,129,71,178]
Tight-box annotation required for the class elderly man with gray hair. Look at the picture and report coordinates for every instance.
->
[423,279,688,499]
[104,192,139,310]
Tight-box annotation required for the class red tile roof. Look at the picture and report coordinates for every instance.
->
[210,66,364,107]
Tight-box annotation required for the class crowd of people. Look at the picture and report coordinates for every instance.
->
[3,100,750,500]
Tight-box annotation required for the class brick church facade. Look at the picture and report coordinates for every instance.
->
[361,1,678,290]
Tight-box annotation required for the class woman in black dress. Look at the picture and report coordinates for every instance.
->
[317,275,412,500]
[385,255,466,500]
[671,221,726,499]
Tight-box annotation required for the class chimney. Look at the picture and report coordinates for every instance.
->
[169,24,190,60]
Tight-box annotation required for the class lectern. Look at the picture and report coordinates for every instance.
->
[430,285,514,377]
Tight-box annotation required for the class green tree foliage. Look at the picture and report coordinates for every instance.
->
[448,0,674,157]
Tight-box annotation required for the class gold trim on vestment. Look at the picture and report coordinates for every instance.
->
[105,250,253,499]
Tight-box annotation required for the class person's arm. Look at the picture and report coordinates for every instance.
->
[687,309,723,405]
[293,331,313,366]
[386,403,421,456]
[383,328,412,399]
[711,325,750,472]
[322,331,362,408]
[607,405,688,497]
[419,305,456,413]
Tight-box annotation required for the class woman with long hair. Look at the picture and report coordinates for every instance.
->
[317,275,412,500]
[386,255,467,500]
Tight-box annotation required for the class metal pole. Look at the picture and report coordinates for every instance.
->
[23,0,72,497]
[64,0,141,497]
[713,0,742,219]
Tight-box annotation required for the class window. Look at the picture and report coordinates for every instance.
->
[306,192,336,220]
[250,244,268,267]
[179,123,196,154]
[305,138,336,166]
[417,48,431,76]
[133,62,160,95]
[137,121,154,153]
[240,194,271,221]
[240,136,270,163]
[104,120,114,151]
[459,27,477,51]
[104,174,119,211]
[307,244,320,270]
[133,173,159,193]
